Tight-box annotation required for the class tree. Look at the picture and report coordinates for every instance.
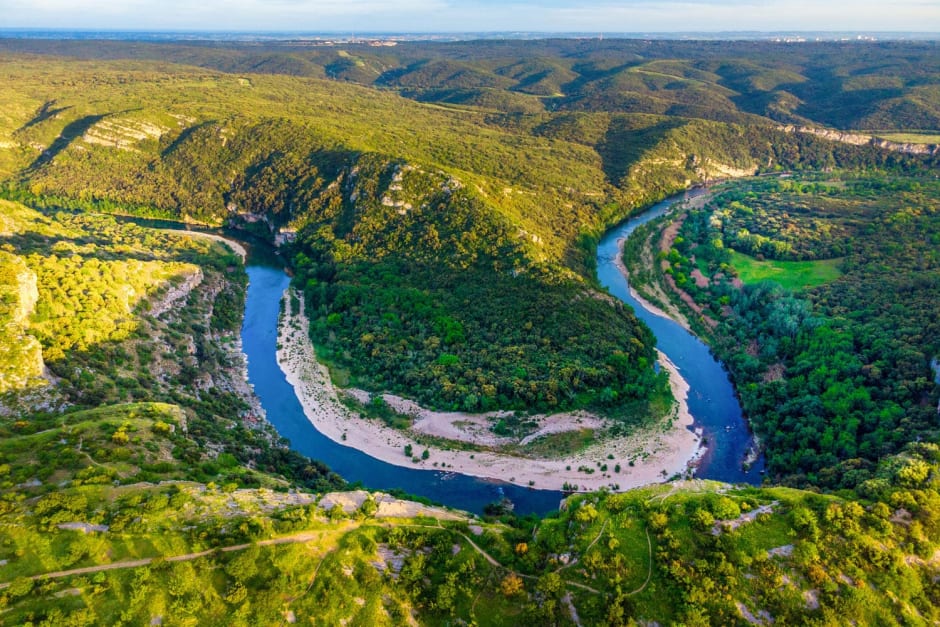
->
[574,503,598,524]
[691,508,715,531]
[500,573,524,597]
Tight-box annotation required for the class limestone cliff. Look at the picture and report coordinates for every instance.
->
[0,252,45,393]
[780,125,940,157]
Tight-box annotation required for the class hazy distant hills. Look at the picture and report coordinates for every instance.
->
[2,38,940,129]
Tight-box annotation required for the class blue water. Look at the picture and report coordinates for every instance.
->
[596,192,764,482]
[240,191,760,516]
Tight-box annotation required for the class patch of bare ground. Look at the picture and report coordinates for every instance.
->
[767,544,794,558]
[689,267,710,288]
[655,208,719,327]
[317,490,464,521]
[712,502,778,535]
[763,363,786,383]
[659,215,686,254]
[562,592,583,627]
[359,391,608,450]
[804,589,820,610]
[736,601,774,625]
[148,268,203,318]
[663,272,719,329]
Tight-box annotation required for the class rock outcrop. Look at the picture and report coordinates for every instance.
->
[780,125,940,156]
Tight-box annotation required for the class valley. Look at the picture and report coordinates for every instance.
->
[0,35,937,625]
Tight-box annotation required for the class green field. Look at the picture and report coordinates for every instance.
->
[730,251,843,290]
[872,131,940,144]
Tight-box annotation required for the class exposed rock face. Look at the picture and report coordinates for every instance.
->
[780,125,940,156]
[0,252,45,393]
[82,117,168,150]
[148,267,204,319]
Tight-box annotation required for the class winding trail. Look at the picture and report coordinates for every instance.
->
[159,229,247,261]
[452,527,603,595]
[582,519,610,557]
[0,527,349,589]
[627,528,653,596]
[5,514,609,605]
[556,518,609,573]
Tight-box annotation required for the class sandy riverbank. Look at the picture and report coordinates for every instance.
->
[614,247,693,334]
[276,289,702,492]
[612,189,717,335]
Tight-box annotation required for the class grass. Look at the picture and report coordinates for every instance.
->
[507,428,596,459]
[730,251,843,291]
[871,132,940,144]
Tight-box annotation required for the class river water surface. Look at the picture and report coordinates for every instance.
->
[596,192,764,483]
[240,191,761,515]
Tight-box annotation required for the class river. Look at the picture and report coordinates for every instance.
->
[596,192,764,483]
[187,190,760,515]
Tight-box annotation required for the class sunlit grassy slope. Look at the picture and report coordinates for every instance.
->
[730,252,843,290]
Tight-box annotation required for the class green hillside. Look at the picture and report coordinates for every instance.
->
[0,203,341,492]
[0,437,937,625]
[3,38,939,130]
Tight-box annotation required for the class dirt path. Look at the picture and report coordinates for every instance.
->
[0,527,349,589]
[583,519,610,555]
[7,517,605,600]
[452,526,603,595]
[556,519,609,573]
[458,531,503,568]
[627,528,653,596]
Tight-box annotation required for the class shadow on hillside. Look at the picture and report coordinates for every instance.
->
[16,100,72,133]
[160,121,214,158]
[27,114,107,171]
[597,117,685,186]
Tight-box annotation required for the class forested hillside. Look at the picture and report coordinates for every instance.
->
[0,203,341,491]
[2,50,935,417]
[2,38,940,130]
[7,180,934,627]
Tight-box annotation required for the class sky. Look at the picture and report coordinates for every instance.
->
[2,0,939,33]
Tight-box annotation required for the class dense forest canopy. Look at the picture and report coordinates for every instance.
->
[624,172,940,489]
[2,38,940,130]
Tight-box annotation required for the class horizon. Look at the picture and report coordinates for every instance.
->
[3,0,939,34]
[2,27,939,42]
